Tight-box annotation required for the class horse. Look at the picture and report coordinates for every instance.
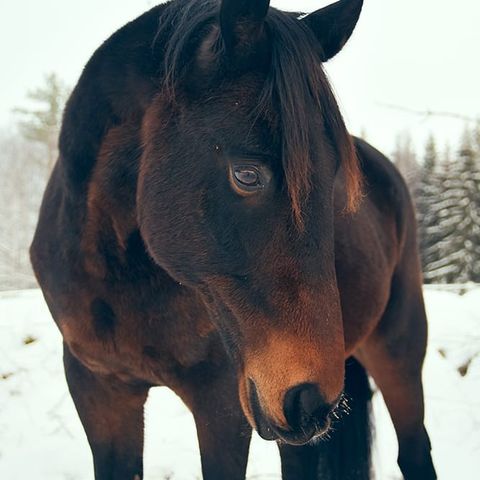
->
[30,0,437,479]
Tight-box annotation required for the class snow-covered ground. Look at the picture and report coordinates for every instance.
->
[0,287,479,479]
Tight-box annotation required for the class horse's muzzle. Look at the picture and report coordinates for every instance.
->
[248,379,335,445]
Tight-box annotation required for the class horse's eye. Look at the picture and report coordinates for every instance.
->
[234,167,261,188]
[229,161,271,196]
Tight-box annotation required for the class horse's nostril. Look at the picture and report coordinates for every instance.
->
[283,383,331,431]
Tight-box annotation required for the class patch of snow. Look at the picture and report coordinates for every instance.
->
[0,288,479,479]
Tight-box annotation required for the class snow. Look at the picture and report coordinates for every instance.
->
[1,287,479,480]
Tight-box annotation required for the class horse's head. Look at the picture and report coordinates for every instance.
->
[138,0,363,445]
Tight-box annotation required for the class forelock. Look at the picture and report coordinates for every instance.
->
[156,0,362,227]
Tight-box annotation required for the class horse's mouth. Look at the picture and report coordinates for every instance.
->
[247,378,334,446]
[256,414,333,446]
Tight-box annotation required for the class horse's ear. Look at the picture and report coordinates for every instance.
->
[302,0,363,61]
[219,0,270,54]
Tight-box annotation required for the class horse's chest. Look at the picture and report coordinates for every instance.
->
[54,286,217,387]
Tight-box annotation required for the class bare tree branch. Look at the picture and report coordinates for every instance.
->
[377,103,477,123]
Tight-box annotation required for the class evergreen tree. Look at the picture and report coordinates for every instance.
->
[416,135,443,282]
[0,74,69,289]
[392,131,419,193]
[426,146,465,283]
[417,126,480,284]
[359,127,368,141]
[455,128,480,282]
[473,120,480,160]
[13,72,69,172]
[426,128,480,283]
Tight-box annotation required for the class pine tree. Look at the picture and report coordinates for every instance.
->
[13,72,69,172]
[426,146,465,283]
[473,120,480,154]
[416,135,443,282]
[359,127,368,141]
[392,131,419,194]
[455,128,480,282]
[0,74,69,289]
[427,127,480,283]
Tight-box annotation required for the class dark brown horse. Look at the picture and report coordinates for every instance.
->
[31,0,437,479]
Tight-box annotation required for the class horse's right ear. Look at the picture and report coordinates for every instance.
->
[219,0,270,54]
[302,0,363,61]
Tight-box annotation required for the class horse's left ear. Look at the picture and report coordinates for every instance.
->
[219,0,270,54]
[302,0,363,61]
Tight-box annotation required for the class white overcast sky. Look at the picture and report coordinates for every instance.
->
[1,0,479,157]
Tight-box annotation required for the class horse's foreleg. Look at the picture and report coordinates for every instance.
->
[278,443,320,479]
[357,288,436,480]
[63,344,149,480]
[177,365,252,480]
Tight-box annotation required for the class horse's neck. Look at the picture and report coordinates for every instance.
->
[81,122,148,280]
[59,3,169,190]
